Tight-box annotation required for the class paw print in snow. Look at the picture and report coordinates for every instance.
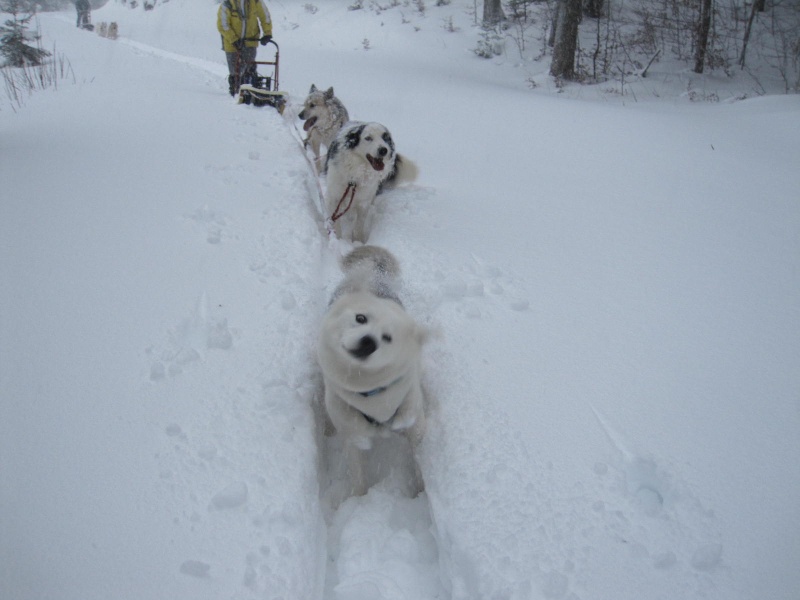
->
[435,255,531,317]
[148,293,234,380]
[591,407,724,575]
[186,205,230,244]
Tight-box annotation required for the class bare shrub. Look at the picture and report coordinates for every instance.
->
[2,47,74,111]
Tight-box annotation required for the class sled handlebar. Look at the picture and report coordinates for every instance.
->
[236,38,280,91]
[240,37,279,51]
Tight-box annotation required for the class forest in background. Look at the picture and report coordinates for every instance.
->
[4,0,798,98]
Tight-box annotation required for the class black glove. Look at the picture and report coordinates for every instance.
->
[260,35,272,46]
[233,39,243,50]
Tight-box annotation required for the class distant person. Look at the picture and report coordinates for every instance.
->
[75,0,91,29]
[217,0,273,96]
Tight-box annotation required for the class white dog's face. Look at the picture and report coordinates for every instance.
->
[319,292,423,387]
[342,122,396,173]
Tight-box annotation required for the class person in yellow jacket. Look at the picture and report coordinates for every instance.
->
[217,0,273,96]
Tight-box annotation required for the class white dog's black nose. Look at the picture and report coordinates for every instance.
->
[377,146,388,157]
[349,335,377,359]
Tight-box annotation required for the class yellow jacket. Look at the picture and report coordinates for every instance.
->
[217,0,272,52]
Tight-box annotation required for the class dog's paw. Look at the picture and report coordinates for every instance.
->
[390,413,417,432]
[353,436,372,451]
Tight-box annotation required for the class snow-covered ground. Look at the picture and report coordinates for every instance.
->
[2,2,799,599]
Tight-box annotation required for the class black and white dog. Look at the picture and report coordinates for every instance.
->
[323,121,418,243]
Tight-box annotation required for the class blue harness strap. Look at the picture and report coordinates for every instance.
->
[356,377,403,425]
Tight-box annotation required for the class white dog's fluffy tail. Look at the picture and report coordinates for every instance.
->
[342,245,400,279]
[391,154,418,186]
[333,246,402,305]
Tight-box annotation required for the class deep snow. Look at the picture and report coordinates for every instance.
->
[2,2,799,600]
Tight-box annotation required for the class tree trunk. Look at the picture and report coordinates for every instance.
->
[483,0,506,27]
[693,0,713,73]
[548,4,559,48]
[584,0,605,19]
[550,0,582,79]
[739,0,759,68]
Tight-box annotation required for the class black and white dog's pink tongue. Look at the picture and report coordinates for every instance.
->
[303,117,316,131]
[367,155,385,171]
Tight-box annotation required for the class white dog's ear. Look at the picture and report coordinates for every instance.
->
[309,83,317,93]
[325,87,335,99]
[415,324,432,346]
[416,324,442,346]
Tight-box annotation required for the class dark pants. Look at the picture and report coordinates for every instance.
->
[225,46,257,79]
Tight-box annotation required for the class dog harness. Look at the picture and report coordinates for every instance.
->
[330,182,357,222]
[356,376,404,426]
[359,405,400,427]
[358,376,403,398]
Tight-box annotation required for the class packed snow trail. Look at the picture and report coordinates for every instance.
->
[280,105,449,599]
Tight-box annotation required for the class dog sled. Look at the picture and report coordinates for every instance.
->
[235,38,286,114]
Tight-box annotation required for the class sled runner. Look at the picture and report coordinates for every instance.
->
[236,39,286,114]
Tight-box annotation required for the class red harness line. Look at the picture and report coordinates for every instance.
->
[330,183,357,222]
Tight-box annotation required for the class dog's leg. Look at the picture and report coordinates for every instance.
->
[407,410,426,496]
[391,387,426,496]
[310,136,321,160]
[351,204,369,243]
[391,385,426,439]
[345,442,368,496]
[352,217,366,243]
[325,186,343,238]
[331,216,343,239]
[325,387,377,443]
[325,390,374,447]
[324,389,374,495]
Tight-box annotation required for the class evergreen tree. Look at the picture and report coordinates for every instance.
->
[0,0,51,67]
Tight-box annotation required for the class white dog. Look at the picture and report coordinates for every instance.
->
[317,246,427,496]
[323,121,418,243]
[298,84,349,163]
[96,21,117,39]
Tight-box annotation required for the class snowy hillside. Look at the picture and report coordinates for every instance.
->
[2,2,799,600]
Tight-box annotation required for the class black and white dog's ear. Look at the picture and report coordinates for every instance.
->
[325,140,339,169]
[309,83,317,93]
[324,87,335,99]
[344,124,365,149]
[381,130,395,153]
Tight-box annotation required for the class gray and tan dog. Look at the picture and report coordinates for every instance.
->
[299,84,350,163]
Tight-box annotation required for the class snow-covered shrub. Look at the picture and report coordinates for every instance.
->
[474,26,504,58]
